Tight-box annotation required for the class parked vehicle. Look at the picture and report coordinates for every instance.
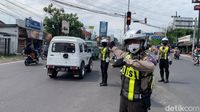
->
[46,36,93,79]
[85,41,99,59]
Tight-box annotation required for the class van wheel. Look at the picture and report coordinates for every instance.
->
[79,62,85,79]
[49,70,58,78]
[87,59,93,72]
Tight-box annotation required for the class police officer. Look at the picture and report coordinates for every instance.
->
[110,30,156,112]
[100,39,110,86]
[157,37,172,83]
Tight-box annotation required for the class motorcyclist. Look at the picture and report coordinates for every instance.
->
[174,47,180,59]
[193,46,200,65]
[24,43,38,61]
[110,30,156,112]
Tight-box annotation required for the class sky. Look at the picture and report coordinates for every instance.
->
[0,0,198,39]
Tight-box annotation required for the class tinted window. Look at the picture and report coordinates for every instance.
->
[84,44,88,52]
[79,44,83,52]
[52,43,75,53]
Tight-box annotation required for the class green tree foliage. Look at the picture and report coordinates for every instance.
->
[149,39,161,46]
[166,28,193,43]
[43,4,84,37]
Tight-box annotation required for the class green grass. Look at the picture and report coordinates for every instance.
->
[0,55,23,63]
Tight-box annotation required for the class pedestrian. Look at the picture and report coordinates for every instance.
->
[100,39,110,86]
[157,37,172,83]
[110,30,156,112]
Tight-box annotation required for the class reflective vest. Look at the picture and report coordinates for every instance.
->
[159,46,169,60]
[101,48,108,61]
[121,54,153,101]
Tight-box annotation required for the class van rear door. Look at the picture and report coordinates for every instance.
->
[47,42,79,66]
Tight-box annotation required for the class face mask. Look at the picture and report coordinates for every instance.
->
[128,44,140,53]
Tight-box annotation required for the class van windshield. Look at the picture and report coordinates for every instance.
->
[52,43,75,53]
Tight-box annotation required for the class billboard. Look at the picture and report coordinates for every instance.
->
[99,21,108,37]
[25,18,41,30]
[173,17,194,29]
[62,20,69,34]
[27,30,43,40]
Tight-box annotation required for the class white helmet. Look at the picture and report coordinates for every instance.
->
[123,29,148,54]
[161,37,169,45]
[101,39,108,43]
[161,37,169,41]
[123,30,146,43]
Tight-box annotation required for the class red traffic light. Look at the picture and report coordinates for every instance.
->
[127,11,131,25]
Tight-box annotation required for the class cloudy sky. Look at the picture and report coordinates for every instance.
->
[0,0,198,38]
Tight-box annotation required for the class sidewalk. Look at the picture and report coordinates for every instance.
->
[0,55,23,64]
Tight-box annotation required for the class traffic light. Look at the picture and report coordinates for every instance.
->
[127,11,131,25]
[145,18,147,24]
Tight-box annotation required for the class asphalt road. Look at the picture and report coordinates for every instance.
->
[0,56,199,112]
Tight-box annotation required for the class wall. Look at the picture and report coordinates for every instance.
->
[0,27,19,54]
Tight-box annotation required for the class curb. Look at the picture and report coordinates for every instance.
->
[0,60,23,66]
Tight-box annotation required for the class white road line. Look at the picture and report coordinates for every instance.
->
[0,60,23,66]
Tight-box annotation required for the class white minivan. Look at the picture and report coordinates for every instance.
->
[46,36,93,79]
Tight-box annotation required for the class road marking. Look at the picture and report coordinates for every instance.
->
[0,60,23,66]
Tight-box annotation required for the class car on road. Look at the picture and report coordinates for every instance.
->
[85,41,99,59]
[46,36,93,79]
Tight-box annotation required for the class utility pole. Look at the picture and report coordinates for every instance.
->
[192,18,197,55]
[197,4,200,46]
[124,12,127,34]
[127,0,130,31]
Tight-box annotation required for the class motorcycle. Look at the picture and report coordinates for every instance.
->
[193,54,200,65]
[174,51,180,60]
[24,51,39,66]
[41,50,47,60]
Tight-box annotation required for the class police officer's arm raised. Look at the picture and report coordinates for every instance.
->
[111,47,155,72]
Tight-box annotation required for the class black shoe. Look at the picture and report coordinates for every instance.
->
[164,80,169,83]
[100,82,103,85]
[100,83,107,86]
[158,79,165,82]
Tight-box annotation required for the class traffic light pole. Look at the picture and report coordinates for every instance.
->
[127,0,130,31]
[197,8,200,47]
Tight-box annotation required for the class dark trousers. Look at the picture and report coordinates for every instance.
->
[119,96,148,112]
[100,60,109,84]
[159,59,169,81]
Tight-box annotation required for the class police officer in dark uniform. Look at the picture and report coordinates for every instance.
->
[100,39,110,86]
[157,37,172,83]
[110,30,156,112]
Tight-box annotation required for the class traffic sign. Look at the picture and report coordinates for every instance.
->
[192,0,200,3]
[194,5,200,10]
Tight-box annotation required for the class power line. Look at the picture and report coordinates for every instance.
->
[51,0,164,29]
[51,0,123,17]
[4,0,43,19]
[0,3,27,19]
[73,0,165,25]
[0,8,20,19]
